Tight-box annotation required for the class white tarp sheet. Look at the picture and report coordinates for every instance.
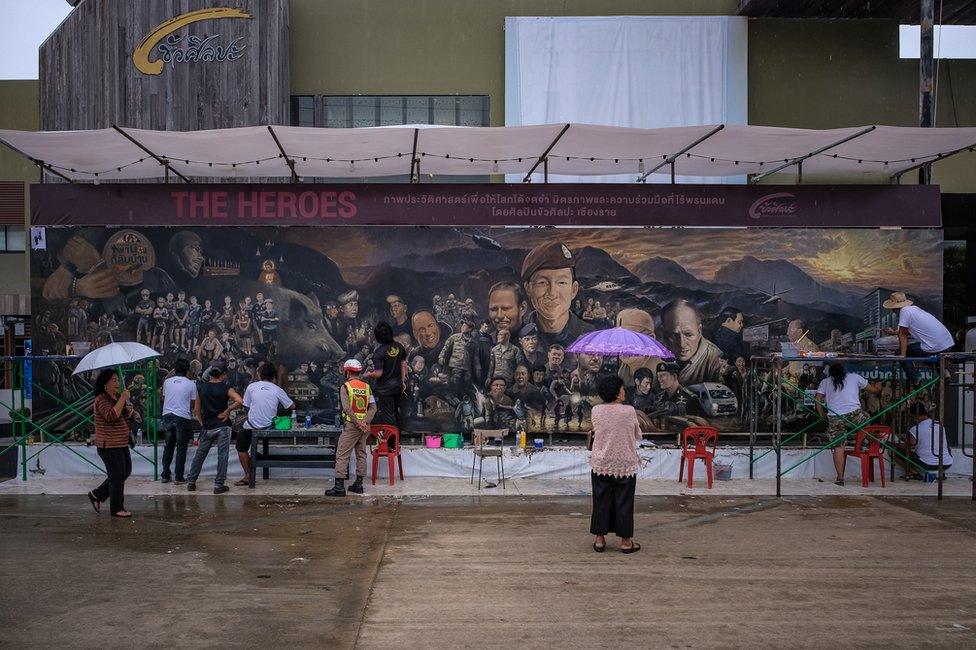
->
[505,15,748,183]
[1,122,975,183]
[14,444,972,482]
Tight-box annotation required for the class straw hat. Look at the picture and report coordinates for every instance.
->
[882,291,913,309]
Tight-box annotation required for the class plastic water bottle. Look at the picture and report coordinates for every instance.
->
[291,411,298,429]
[136,428,143,446]
[304,413,312,430]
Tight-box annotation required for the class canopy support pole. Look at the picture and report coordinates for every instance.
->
[891,140,976,181]
[410,128,420,183]
[749,125,876,184]
[796,160,803,184]
[112,125,191,183]
[919,0,935,184]
[0,137,74,183]
[267,126,299,183]
[637,124,724,183]
[523,123,570,183]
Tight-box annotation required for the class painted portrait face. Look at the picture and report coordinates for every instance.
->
[389,299,407,319]
[514,366,529,387]
[204,299,211,308]
[663,304,702,362]
[577,352,602,374]
[488,288,523,335]
[411,356,426,373]
[718,356,729,371]
[256,292,264,302]
[547,347,565,366]
[728,312,744,332]
[411,311,440,349]
[343,301,358,318]
[735,356,747,373]
[787,320,804,342]
[532,369,545,384]
[657,371,678,391]
[183,244,204,277]
[637,376,653,395]
[525,268,578,327]
[519,333,538,353]
[489,379,507,398]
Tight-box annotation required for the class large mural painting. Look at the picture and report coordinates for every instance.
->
[30,226,943,436]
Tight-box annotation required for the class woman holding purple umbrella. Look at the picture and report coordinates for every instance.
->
[588,374,642,554]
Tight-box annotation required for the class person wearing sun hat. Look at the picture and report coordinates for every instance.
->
[883,291,954,383]
[325,358,377,497]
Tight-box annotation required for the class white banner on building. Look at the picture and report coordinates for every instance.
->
[505,16,747,183]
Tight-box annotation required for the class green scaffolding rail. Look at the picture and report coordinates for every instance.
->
[747,354,963,499]
[0,356,160,481]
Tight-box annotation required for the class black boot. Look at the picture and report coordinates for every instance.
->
[324,477,346,496]
[347,477,364,494]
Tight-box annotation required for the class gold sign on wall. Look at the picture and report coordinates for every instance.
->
[132,7,252,76]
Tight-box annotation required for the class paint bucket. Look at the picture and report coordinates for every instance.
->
[442,433,463,448]
[424,435,442,448]
[533,438,544,449]
[714,462,733,481]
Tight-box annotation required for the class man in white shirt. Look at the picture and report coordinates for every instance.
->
[237,362,295,486]
[904,402,952,478]
[883,291,954,383]
[160,358,199,484]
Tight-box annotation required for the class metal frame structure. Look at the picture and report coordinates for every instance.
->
[748,353,976,499]
[0,355,160,481]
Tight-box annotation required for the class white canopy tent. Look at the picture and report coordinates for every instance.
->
[1,123,975,184]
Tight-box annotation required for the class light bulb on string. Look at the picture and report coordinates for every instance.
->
[638,159,645,174]
[349,160,356,172]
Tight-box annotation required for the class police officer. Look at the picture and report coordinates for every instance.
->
[325,359,377,497]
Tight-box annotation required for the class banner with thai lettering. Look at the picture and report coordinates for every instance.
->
[30,183,941,227]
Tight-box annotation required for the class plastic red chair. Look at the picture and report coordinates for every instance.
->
[369,424,404,486]
[845,425,891,487]
[678,426,719,488]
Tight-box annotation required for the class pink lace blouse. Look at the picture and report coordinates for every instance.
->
[589,403,642,477]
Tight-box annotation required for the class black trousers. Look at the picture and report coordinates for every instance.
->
[161,415,193,480]
[93,446,132,515]
[590,472,636,538]
[375,392,405,431]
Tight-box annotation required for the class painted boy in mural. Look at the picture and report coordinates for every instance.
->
[521,241,594,350]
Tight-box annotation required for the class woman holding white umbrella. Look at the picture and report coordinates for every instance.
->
[87,369,135,517]
[76,340,159,518]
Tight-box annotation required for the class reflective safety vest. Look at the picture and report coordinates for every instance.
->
[343,379,371,422]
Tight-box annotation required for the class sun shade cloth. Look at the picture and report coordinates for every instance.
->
[1,123,974,183]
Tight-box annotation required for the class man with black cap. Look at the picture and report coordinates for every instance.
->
[649,361,706,423]
[521,241,594,351]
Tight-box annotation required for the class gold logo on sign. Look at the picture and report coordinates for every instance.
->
[132,7,252,76]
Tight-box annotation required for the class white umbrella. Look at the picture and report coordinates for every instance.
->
[72,341,160,382]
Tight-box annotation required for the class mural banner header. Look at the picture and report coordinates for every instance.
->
[30,184,940,228]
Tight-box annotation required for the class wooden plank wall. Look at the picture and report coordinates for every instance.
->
[39,0,290,132]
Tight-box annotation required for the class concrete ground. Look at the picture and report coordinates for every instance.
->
[2,493,976,648]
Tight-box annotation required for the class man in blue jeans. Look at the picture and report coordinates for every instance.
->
[160,358,198,483]
[187,360,243,494]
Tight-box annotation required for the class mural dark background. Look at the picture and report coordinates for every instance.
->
[30,226,943,436]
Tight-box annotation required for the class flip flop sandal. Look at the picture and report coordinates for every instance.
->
[234,479,249,486]
[87,491,101,514]
[621,542,641,554]
[593,542,606,553]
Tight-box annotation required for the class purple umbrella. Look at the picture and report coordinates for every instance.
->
[566,327,675,359]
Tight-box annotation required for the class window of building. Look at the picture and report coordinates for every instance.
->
[290,95,490,182]
[0,226,25,252]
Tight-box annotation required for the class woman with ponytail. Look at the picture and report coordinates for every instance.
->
[815,363,881,485]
